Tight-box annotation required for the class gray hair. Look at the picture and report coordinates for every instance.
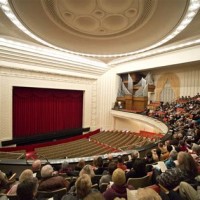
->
[41,164,54,178]
[61,161,69,169]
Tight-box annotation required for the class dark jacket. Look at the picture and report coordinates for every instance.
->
[103,184,132,200]
[156,167,197,190]
[38,175,69,191]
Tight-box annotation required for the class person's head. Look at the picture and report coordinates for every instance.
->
[41,164,54,178]
[107,153,113,161]
[169,150,178,161]
[61,160,69,170]
[177,152,198,176]
[108,161,117,175]
[96,156,103,167]
[32,159,41,172]
[166,145,173,153]
[192,143,200,155]
[131,150,140,160]
[156,148,162,157]
[77,159,85,168]
[93,156,98,167]
[117,155,124,164]
[179,140,185,146]
[158,142,164,148]
[75,174,92,199]
[136,187,162,200]
[19,169,33,183]
[112,168,126,186]
[132,158,146,174]
[146,151,153,159]
[17,177,38,200]
[79,165,95,178]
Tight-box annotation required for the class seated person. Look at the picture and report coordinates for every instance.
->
[158,142,167,154]
[162,145,173,161]
[7,169,34,195]
[179,181,199,200]
[144,151,155,164]
[16,177,38,200]
[62,174,100,200]
[84,191,105,200]
[156,152,198,190]
[68,164,95,194]
[99,161,117,187]
[126,150,140,170]
[74,159,85,172]
[94,156,105,175]
[59,161,73,176]
[126,158,147,181]
[143,151,155,172]
[103,153,113,168]
[32,159,42,179]
[135,187,162,200]
[164,150,177,169]
[103,168,133,200]
[0,170,10,191]
[152,148,165,162]
[117,156,127,171]
[38,164,69,191]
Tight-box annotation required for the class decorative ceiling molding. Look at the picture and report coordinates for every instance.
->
[0,0,199,58]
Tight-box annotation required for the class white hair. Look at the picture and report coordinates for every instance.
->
[41,164,54,178]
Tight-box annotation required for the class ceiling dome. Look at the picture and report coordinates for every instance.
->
[7,0,192,55]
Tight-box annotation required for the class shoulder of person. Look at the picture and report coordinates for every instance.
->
[61,193,78,200]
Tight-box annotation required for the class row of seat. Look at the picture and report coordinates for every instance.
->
[0,150,26,159]
[34,131,155,159]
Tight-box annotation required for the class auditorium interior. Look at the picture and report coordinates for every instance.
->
[0,0,200,196]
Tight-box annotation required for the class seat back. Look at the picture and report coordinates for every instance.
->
[127,175,151,189]
[37,187,67,200]
[6,194,18,200]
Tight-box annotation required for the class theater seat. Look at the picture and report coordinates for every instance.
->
[6,194,18,200]
[37,187,67,200]
[127,175,151,189]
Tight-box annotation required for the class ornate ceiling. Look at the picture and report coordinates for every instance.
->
[0,0,200,72]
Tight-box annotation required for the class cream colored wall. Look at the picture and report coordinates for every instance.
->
[113,118,159,133]
[96,69,119,130]
[111,110,168,134]
[0,67,98,141]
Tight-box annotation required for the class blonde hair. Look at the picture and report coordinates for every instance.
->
[75,174,92,198]
[79,165,95,177]
[112,168,126,186]
[136,188,162,200]
[19,169,33,182]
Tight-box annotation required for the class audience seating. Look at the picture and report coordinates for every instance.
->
[127,174,152,189]
[6,194,18,200]
[33,129,156,159]
[36,187,67,200]
[0,151,25,159]
[158,183,180,195]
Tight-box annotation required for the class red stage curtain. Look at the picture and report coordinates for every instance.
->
[13,87,83,138]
